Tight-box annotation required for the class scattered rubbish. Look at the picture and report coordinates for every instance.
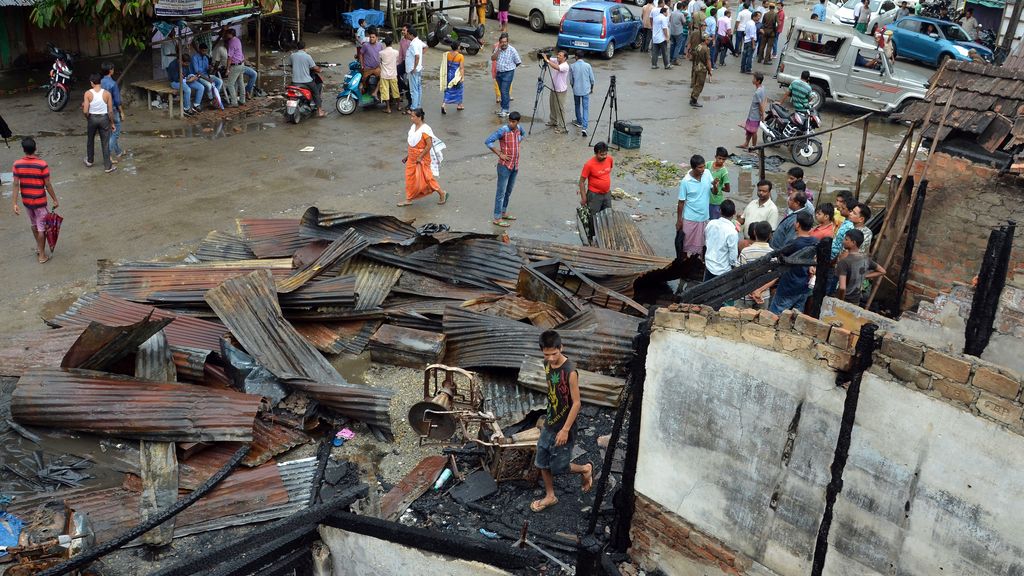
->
[610,187,640,201]
[5,420,41,444]
[0,511,23,557]
[332,436,345,447]
[300,146,315,152]
[338,428,355,440]
[449,470,498,504]
[838,163,847,167]
[2,452,93,491]
[433,468,453,491]
[479,527,500,539]
[729,152,788,172]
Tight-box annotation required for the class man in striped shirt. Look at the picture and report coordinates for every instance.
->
[11,137,59,263]
[485,112,525,227]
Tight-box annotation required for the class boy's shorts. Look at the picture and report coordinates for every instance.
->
[498,10,509,23]
[534,425,575,475]
[380,78,400,100]
[26,206,48,232]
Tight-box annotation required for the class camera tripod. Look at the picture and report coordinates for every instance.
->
[528,56,568,135]
[588,75,619,148]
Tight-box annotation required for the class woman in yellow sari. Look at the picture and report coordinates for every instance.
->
[399,108,448,207]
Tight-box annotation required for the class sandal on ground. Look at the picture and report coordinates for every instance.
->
[438,190,449,205]
[38,255,50,264]
[530,497,558,513]
[492,219,512,227]
[501,214,517,220]
[456,105,464,110]
[396,201,413,207]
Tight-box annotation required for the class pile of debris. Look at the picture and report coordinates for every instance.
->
[0,206,672,574]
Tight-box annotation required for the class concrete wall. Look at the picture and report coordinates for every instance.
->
[630,306,1024,576]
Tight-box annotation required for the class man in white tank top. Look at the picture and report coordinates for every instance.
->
[82,74,116,173]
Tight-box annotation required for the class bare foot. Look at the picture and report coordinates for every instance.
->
[530,495,558,512]
[396,201,412,207]
[596,434,611,449]
[582,463,594,493]
[38,255,50,264]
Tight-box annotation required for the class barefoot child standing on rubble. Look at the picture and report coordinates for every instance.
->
[531,330,593,513]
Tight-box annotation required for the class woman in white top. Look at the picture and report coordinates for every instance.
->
[398,108,447,207]
[82,73,116,173]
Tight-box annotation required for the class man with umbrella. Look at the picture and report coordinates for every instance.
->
[11,137,59,263]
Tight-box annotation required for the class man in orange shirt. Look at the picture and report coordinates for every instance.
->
[11,137,59,263]
[578,141,614,218]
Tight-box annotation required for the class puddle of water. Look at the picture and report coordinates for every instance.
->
[315,168,338,181]
[124,117,277,140]
[1,427,136,497]
[330,352,371,385]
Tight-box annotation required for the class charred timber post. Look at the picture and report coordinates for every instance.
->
[964,221,1016,357]
[611,309,656,552]
[894,183,928,313]
[810,323,879,576]
[807,237,833,319]
[854,117,869,201]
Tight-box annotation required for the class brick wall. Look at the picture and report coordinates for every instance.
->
[630,493,749,576]
[893,152,1024,309]
[654,304,1024,434]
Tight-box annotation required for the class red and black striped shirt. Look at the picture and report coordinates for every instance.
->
[12,155,50,209]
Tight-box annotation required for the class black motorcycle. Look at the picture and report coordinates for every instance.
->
[760,102,823,167]
[426,13,484,55]
[44,43,74,112]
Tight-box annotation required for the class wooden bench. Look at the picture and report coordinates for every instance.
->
[131,79,183,118]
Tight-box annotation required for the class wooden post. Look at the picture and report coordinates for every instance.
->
[176,38,184,119]
[137,331,179,546]
[758,146,766,183]
[893,183,927,312]
[256,12,262,80]
[854,116,869,200]
[864,122,913,205]
[818,117,836,198]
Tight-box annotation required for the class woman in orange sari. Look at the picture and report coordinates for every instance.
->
[399,108,448,207]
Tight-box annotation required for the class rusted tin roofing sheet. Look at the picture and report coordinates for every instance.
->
[96,259,293,302]
[196,230,256,261]
[481,375,545,423]
[245,418,310,466]
[367,238,522,292]
[276,229,369,293]
[67,458,296,544]
[592,210,657,256]
[294,320,381,354]
[518,357,624,407]
[49,293,227,353]
[391,270,498,301]
[61,317,172,370]
[299,207,418,245]
[460,294,567,329]
[204,270,394,433]
[336,257,403,310]
[514,238,672,276]
[11,368,263,442]
[236,218,309,258]
[443,306,637,375]
[0,327,86,377]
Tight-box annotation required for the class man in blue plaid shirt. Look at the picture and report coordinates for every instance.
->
[491,33,522,118]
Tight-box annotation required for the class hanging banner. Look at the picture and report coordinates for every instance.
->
[155,0,204,17]
[204,0,250,15]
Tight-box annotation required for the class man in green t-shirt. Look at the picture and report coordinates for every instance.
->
[709,146,731,219]
[782,69,813,113]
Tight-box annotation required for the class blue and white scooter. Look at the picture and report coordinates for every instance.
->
[336,61,364,115]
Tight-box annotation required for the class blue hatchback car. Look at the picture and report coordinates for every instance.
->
[887,15,993,67]
[556,1,642,59]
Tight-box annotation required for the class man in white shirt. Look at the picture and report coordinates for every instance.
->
[735,2,752,55]
[704,199,739,280]
[403,26,425,110]
[688,0,707,18]
[651,7,673,69]
[738,179,780,237]
[960,7,978,39]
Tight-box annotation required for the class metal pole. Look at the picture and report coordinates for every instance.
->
[854,116,869,200]
[758,146,766,183]
[176,38,184,118]
[256,13,262,81]
[893,183,927,313]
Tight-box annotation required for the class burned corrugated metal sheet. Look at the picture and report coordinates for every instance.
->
[294,320,381,354]
[366,238,522,292]
[236,218,310,258]
[11,368,263,442]
[276,229,369,293]
[443,306,637,375]
[0,327,86,377]
[196,230,256,261]
[299,207,418,245]
[281,275,358,308]
[336,257,402,310]
[592,210,657,256]
[391,270,497,301]
[518,357,624,408]
[519,259,647,317]
[49,293,227,353]
[460,294,567,328]
[96,259,293,303]
[245,418,310,467]
[61,316,172,370]
[67,459,292,544]
[514,238,672,276]
[170,346,212,382]
[204,270,394,433]
[480,375,545,424]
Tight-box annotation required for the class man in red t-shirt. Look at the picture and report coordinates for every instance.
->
[11,137,59,263]
[578,141,614,218]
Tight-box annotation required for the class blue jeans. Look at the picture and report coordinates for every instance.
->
[197,76,224,103]
[496,69,514,113]
[109,111,122,156]
[710,40,718,69]
[741,42,755,72]
[733,30,744,54]
[170,80,205,109]
[243,66,257,94]
[408,70,422,110]
[573,94,589,130]
[769,288,809,315]
[670,33,685,62]
[494,164,518,219]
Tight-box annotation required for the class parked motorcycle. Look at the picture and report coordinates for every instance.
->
[760,102,824,167]
[426,13,484,55]
[45,43,74,112]
[336,61,363,115]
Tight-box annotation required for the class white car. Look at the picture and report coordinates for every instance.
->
[827,0,919,34]
[487,0,583,31]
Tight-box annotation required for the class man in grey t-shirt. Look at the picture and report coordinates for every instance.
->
[742,71,766,150]
[289,41,324,116]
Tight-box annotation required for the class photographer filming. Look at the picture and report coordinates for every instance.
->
[541,49,570,134]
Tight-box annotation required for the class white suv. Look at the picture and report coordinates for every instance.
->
[488,0,583,32]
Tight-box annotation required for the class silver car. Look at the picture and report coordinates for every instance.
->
[776,18,930,113]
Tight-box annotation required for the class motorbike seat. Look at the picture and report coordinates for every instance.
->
[453,24,484,38]
[770,102,789,118]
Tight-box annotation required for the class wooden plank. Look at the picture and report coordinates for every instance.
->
[378,455,448,521]
[368,324,446,369]
[517,357,625,408]
[136,331,179,546]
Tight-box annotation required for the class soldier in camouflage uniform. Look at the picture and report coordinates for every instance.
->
[690,35,712,108]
